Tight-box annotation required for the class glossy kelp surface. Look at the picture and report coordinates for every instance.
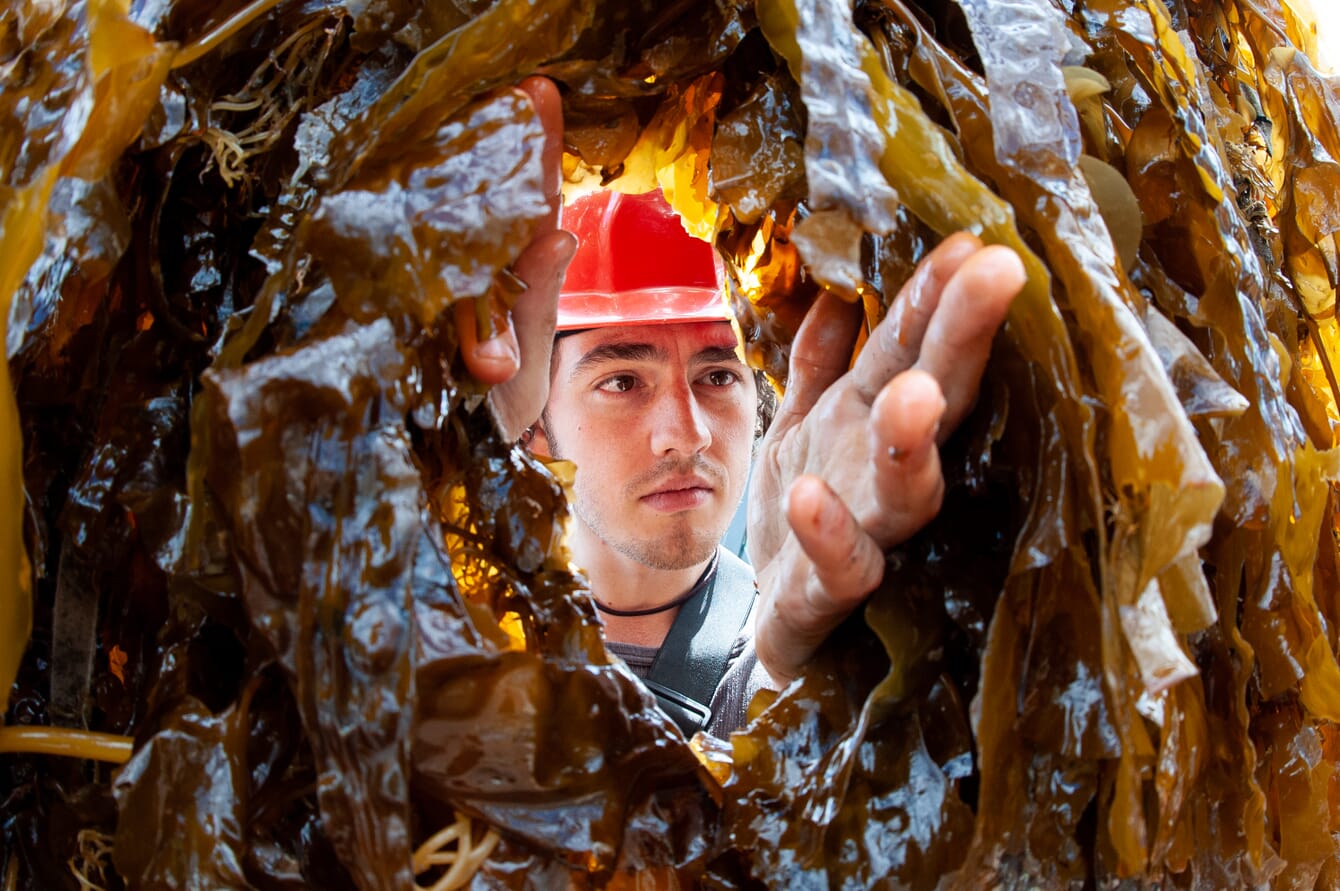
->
[3,0,1340,887]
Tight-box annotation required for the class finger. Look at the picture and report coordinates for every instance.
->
[513,74,569,366]
[777,292,862,423]
[487,227,577,438]
[455,298,519,386]
[849,231,982,401]
[864,369,946,543]
[464,76,568,435]
[787,475,886,613]
[913,244,1024,438]
[754,475,885,684]
[516,76,563,218]
[510,228,576,350]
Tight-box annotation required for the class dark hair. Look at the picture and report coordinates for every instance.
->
[753,369,776,441]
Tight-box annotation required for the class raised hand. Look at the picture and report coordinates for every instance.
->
[455,76,576,441]
[747,233,1026,685]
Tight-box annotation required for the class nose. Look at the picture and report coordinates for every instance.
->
[648,380,712,456]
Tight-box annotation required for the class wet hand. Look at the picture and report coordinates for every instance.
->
[747,233,1026,685]
[455,76,575,441]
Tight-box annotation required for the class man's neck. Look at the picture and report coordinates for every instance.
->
[570,535,713,649]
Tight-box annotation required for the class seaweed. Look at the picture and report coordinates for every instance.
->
[3,0,1340,887]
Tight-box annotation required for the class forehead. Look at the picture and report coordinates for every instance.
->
[553,321,742,373]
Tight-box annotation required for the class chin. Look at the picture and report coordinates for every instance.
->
[618,531,720,571]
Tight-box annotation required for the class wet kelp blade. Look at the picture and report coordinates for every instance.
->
[332,0,596,178]
[709,0,1340,885]
[111,696,254,887]
[308,89,550,327]
[7,0,1340,887]
[952,0,1227,869]
[0,0,173,716]
[202,321,420,888]
[756,0,902,298]
[213,0,596,370]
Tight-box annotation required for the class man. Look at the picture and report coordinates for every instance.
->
[526,187,769,735]
[459,77,1026,736]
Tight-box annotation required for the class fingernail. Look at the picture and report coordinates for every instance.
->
[556,230,577,268]
[818,487,846,532]
[476,335,517,364]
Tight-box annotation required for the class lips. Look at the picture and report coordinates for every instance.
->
[639,476,714,512]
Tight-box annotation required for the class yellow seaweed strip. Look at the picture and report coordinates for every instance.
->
[0,726,133,764]
[614,73,723,240]
[73,0,175,180]
[0,173,51,716]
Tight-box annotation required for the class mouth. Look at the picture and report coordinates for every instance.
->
[639,477,714,513]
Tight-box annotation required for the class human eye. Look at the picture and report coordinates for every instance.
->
[701,368,741,387]
[595,374,639,393]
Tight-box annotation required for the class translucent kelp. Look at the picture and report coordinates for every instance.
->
[3,0,1340,888]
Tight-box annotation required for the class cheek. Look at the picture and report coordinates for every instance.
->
[731,390,759,434]
[570,424,639,480]
[714,401,757,454]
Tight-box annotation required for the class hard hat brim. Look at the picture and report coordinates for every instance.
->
[555,287,731,331]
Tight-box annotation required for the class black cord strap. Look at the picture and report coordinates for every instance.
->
[593,557,715,617]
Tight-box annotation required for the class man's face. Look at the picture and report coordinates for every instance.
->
[540,320,757,571]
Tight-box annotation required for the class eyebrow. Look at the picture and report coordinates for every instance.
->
[569,342,663,381]
[567,342,744,382]
[696,346,746,366]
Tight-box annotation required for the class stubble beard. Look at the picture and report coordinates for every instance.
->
[545,415,730,570]
[572,459,727,571]
[573,497,720,570]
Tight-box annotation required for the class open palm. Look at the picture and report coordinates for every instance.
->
[747,234,1026,684]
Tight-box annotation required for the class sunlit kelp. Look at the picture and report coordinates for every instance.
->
[704,0,1340,885]
[3,0,1339,888]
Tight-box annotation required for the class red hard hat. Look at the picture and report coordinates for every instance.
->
[557,189,729,330]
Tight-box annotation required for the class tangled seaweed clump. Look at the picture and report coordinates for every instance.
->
[3,0,1340,886]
